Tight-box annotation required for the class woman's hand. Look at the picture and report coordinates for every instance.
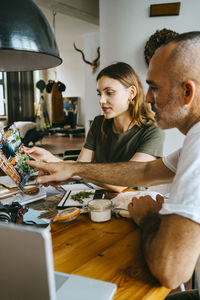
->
[23,146,61,163]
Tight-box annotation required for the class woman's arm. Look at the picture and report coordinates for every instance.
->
[130,152,156,162]
[24,146,62,162]
[77,147,95,162]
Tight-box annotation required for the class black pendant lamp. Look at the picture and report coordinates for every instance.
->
[0,0,62,71]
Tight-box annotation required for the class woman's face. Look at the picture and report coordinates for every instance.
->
[97,76,132,119]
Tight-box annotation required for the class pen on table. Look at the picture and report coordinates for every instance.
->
[82,182,94,189]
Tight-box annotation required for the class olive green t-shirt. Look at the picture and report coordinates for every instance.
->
[84,115,165,163]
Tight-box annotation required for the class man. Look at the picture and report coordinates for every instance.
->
[28,32,200,298]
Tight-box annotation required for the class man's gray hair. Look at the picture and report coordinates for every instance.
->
[167,31,200,84]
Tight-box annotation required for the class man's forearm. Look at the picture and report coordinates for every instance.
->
[141,214,162,263]
[140,214,170,286]
[27,156,173,187]
[71,159,174,188]
[72,161,148,187]
[139,214,200,289]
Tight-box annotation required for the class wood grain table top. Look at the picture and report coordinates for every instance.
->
[0,182,170,299]
[51,214,170,300]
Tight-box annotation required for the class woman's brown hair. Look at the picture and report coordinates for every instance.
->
[96,62,156,138]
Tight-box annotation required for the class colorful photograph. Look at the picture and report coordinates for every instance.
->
[0,124,34,189]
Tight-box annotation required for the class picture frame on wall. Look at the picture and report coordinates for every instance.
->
[63,97,79,128]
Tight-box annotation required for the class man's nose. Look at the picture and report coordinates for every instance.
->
[145,88,154,103]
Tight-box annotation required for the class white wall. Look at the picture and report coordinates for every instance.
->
[36,6,98,126]
[99,0,200,155]
[83,32,101,133]
[56,50,85,125]
[37,0,200,153]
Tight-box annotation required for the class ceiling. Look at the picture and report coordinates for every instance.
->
[34,0,99,25]
[32,0,99,57]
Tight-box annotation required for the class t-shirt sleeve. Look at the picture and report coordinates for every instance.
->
[136,126,165,157]
[162,148,181,173]
[160,128,200,224]
[84,116,103,151]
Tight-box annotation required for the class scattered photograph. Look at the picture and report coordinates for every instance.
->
[0,123,34,189]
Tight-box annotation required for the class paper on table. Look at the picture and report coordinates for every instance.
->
[57,189,95,208]
[0,186,9,194]
[60,183,101,191]
[1,188,46,206]
[23,208,51,225]
[0,178,101,190]
[0,176,18,188]
[0,190,21,199]
[111,190,163,210]
[0,176,35,188]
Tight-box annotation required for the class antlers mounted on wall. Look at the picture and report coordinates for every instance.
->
[73,43,100,73]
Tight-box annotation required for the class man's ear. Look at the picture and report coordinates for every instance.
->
[183,80,195,105]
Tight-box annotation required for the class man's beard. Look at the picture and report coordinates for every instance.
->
[151,103,156,113]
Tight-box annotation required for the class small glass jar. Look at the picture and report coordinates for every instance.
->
[88,199,112,222]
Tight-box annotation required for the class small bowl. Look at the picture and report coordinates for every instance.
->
[23,185,40,195]
[53,207,81,223]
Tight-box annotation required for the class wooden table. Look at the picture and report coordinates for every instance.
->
[0,183,170,299]
[50,214,170,300]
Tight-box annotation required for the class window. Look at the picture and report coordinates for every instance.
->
[0,72,6,116]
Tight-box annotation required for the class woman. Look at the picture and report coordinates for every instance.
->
[25,62,164,192]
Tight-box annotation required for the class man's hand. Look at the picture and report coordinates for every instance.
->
[26,160,76,185]
[128,194,164,227]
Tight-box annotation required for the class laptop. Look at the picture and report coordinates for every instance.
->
[0,223,117,300]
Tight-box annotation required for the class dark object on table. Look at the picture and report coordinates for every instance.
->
[93,189,108,199]
[0,202,27,224]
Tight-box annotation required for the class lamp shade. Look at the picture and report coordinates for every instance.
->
[0,0,62,71]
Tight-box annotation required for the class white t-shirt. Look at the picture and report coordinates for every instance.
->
[161,122,200,223]
[161,122,200,292]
